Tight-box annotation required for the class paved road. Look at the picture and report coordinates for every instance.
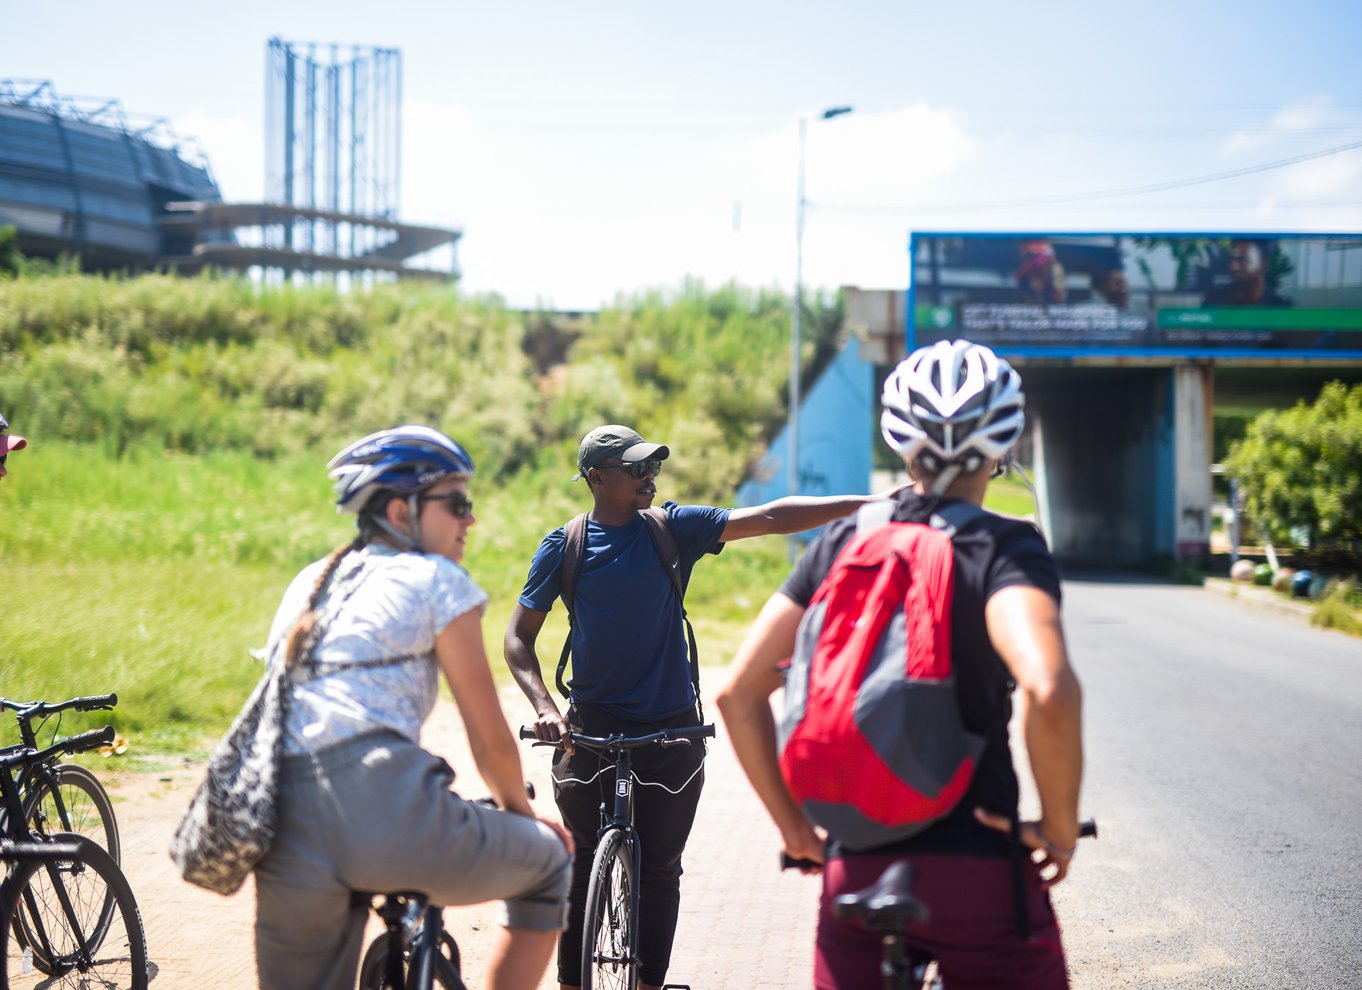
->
[8,579,1358,988]
[1054,575,1362,989]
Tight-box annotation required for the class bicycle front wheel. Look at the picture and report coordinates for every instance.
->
[581,829,635,990]
[24,763,121,864]
[2,832,147,989]
[17,764,122,962]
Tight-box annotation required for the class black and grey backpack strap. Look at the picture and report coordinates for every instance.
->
[929,498,987,536]
[854,498,897,534]
[640,506,703,721]
[554,512,590,699]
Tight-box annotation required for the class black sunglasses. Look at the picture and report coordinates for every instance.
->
[420,491,474,518]
[598,458,662,479]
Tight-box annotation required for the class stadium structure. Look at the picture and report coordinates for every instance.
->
[0,79,221,271]
[0,65,458,282]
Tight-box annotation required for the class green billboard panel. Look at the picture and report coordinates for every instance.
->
[908,233,1362,358]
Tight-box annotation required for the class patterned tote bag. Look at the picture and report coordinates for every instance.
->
[169,650,292,896]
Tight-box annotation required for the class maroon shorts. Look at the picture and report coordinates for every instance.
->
[815,853,1068,990]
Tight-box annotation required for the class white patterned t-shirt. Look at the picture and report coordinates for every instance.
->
[262,543,489,756]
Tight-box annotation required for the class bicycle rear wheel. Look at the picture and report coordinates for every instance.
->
[2,832,147,989]
[358,927,464,989]
[25,763,121,863]
[581,829,635,990]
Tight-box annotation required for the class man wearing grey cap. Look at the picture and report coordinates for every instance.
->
[506,423,893,990]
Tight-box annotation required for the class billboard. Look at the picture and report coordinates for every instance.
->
[908,233,1362,358]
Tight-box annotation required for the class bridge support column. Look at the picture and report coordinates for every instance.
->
[1172,364,1213,559]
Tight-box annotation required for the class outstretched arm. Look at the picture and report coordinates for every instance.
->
[715,592,825,869]
[977,585,1083,886]
[721,484,905,543]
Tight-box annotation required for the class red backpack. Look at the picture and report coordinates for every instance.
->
[777,499,986,851]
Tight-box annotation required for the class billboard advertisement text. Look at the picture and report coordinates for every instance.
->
[909,233,1362,357]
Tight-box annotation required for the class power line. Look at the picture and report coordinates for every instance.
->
[817,139,1362,216]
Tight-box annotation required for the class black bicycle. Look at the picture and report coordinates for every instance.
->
[1,744,148,988]
[0,694,121,863]
[356,888,466,990]
[786,820,1099,990]
[356,787,540,990]
[522,722,714,990]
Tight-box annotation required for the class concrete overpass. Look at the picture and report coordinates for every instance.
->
[831,287,1362,566]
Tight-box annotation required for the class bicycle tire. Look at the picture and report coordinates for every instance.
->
[358,927,464,990]
[24,763,122,863]
[2,832,147,989]
[581,829,636,990]
[15,766,121,970]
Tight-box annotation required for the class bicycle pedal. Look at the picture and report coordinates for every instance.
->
[661,984,691,989]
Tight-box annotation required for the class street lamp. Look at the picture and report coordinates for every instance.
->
[789,104,853,561]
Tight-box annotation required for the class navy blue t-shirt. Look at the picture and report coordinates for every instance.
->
[519,501,729,720]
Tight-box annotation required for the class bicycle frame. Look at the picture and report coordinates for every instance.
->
[361,891,465,990]
[522,722,714,988]
[591,742,644,975]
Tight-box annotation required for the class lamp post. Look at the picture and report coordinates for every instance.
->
[788,104,853,561]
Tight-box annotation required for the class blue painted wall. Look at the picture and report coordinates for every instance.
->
[736,340,875,536]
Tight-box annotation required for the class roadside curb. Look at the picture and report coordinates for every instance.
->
[1202,577,1317,625]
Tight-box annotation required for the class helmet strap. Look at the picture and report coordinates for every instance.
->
[928,463,962,496]
[405,494,424,553]
[370,495,424,552]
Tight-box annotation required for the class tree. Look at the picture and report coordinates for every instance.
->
[0,224,22,275]
[1225,381,1362,547]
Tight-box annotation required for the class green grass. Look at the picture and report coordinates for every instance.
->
[983,475,1039,519]
[0,441,792,760]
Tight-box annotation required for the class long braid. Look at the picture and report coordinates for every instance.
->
[284,537,364,668]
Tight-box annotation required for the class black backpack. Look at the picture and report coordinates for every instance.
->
[554,507,703,718]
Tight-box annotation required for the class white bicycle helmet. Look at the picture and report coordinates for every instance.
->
[327,425,474,550]
[880,339,1025,493]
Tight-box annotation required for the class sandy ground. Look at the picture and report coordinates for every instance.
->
[5,689,820,989]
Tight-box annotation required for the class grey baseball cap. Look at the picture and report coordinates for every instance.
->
[574,424,669,479]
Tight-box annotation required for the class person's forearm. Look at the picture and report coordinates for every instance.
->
[504,638,559,716]
[1021,673,1084,849]
[716,689,809,838]
[757,495,875,535]
[469,725,535,817]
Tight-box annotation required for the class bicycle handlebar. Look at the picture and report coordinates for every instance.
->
[779,819,1099,872]
[0,725,116,771]
[518,723,715,751]
[1,693,119,717]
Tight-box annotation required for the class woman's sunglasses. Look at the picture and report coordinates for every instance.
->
[420,491,474,519]
[598,458,663,479]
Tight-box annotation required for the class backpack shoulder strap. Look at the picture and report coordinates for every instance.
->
[560,513,589,616]
[555,513,589,699]
[640,506,686,599]
[929,500,987,537]
[854,499,897,534]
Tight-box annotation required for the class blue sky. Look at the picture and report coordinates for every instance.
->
[6,1,1361,308]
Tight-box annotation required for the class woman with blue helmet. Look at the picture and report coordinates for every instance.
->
[252,425,571,990]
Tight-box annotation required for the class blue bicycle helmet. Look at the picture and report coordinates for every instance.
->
[327,426,474,550]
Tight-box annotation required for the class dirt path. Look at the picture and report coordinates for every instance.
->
[8,689,819,989]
